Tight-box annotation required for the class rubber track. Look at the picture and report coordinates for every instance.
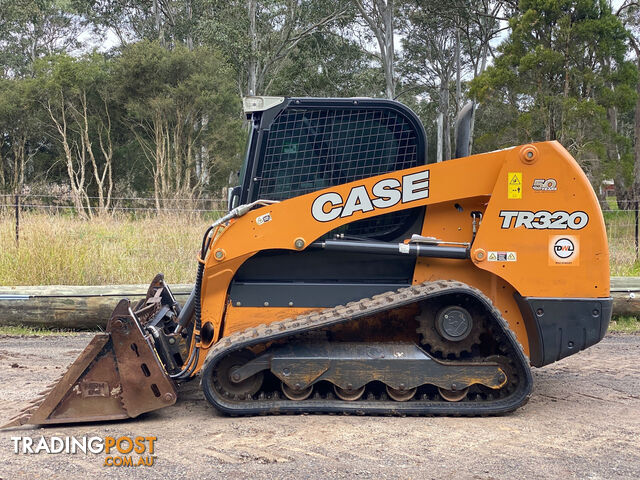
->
[200,280,533,416]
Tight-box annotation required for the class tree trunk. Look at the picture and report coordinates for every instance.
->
[198,114,209,184]
[436,112,443,163]
[634,55,640,202]
[0,146,5,195]
[154,0,163,44]
[356,0,395,99]
[11,136,26,193]
[78,91,108,214]
[46,98,89,218]
[186,0,193,51]
[455,27,461,115]
[381,0,395,99]
[247,0,258,95]
[440,81,451,161]
[97,103,114,213]
[615,174,632,210]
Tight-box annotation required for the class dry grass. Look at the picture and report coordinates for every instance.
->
[0,212,209,286]
[604,209,640,276]
[609,316,640,333]
[0,208,637,286]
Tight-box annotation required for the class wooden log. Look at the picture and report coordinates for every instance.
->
[0,284,193,330]
[610,277,640,317]
[0,278,639,330]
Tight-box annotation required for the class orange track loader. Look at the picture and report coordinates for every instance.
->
[4,96,611,425]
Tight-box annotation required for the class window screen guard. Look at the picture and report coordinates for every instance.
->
[255,103,425,239]
[257,107,421,200]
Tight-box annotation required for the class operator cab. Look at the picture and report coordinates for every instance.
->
[229,96,429,241]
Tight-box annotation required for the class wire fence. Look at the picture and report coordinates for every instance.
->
[0,193,228,248]
[1,193,639,268]
[0,193,228,214]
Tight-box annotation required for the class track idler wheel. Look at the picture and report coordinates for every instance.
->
[438,386,469,402]
[281,382,313,401]
[386,385,417,402]
[214,351,264,400]
[334,385,366,401]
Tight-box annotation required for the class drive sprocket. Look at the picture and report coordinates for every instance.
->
[416,299,486,358]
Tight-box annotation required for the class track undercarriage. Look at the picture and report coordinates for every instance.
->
[201,280,533,415]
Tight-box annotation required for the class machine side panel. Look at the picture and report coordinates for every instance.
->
[471,141,610,299]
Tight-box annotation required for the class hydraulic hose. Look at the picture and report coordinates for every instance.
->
[171,199,279,380]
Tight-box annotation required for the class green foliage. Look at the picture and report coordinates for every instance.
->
[196,0,350,95]
[471,0,637,186]
[113,41,245,194]
[0,0,84,76]
[267,32,383,97]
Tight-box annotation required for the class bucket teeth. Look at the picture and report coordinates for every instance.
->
[2,407,36,428]
[1,392,49,428]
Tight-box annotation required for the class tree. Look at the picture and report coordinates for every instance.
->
[401,2,458,160]
[471,0,635,196]
[267,31,383,97]
[399,1,508,160]
[455,0,510,153]
[616,1,640,201]
[0,77,43,196]
[35,53,117,217]
[113,41,244,209]
[0,0,85,77]
[197,0,349,96]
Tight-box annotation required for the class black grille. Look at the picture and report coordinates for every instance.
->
[257,108,420,200]
[255,105,423,239]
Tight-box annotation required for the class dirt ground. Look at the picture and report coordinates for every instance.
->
[0,333,638,480]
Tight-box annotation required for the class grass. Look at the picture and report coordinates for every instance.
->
[1,210,638,336]
[0,325,80,336]
[603,208,640,276]
[0,212,210,286]
[601,196,640,276]
[608,315,640,333]
[1,207,639,285]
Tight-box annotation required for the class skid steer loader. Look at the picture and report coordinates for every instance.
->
[4,96,611,426]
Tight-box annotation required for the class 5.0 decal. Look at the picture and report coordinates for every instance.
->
[499,210,589,230]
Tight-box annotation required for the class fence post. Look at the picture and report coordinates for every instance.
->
[635,200,639,260]
[15,193,20,248]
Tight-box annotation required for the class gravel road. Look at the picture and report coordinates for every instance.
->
[0,332,639,479]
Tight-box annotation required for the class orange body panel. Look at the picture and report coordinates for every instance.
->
[191,141,609,373]
[471,142,609,298]
[222,306,319,337]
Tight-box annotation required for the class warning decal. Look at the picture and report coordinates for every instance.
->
[508,172,522,199]
[487,251,517,262]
